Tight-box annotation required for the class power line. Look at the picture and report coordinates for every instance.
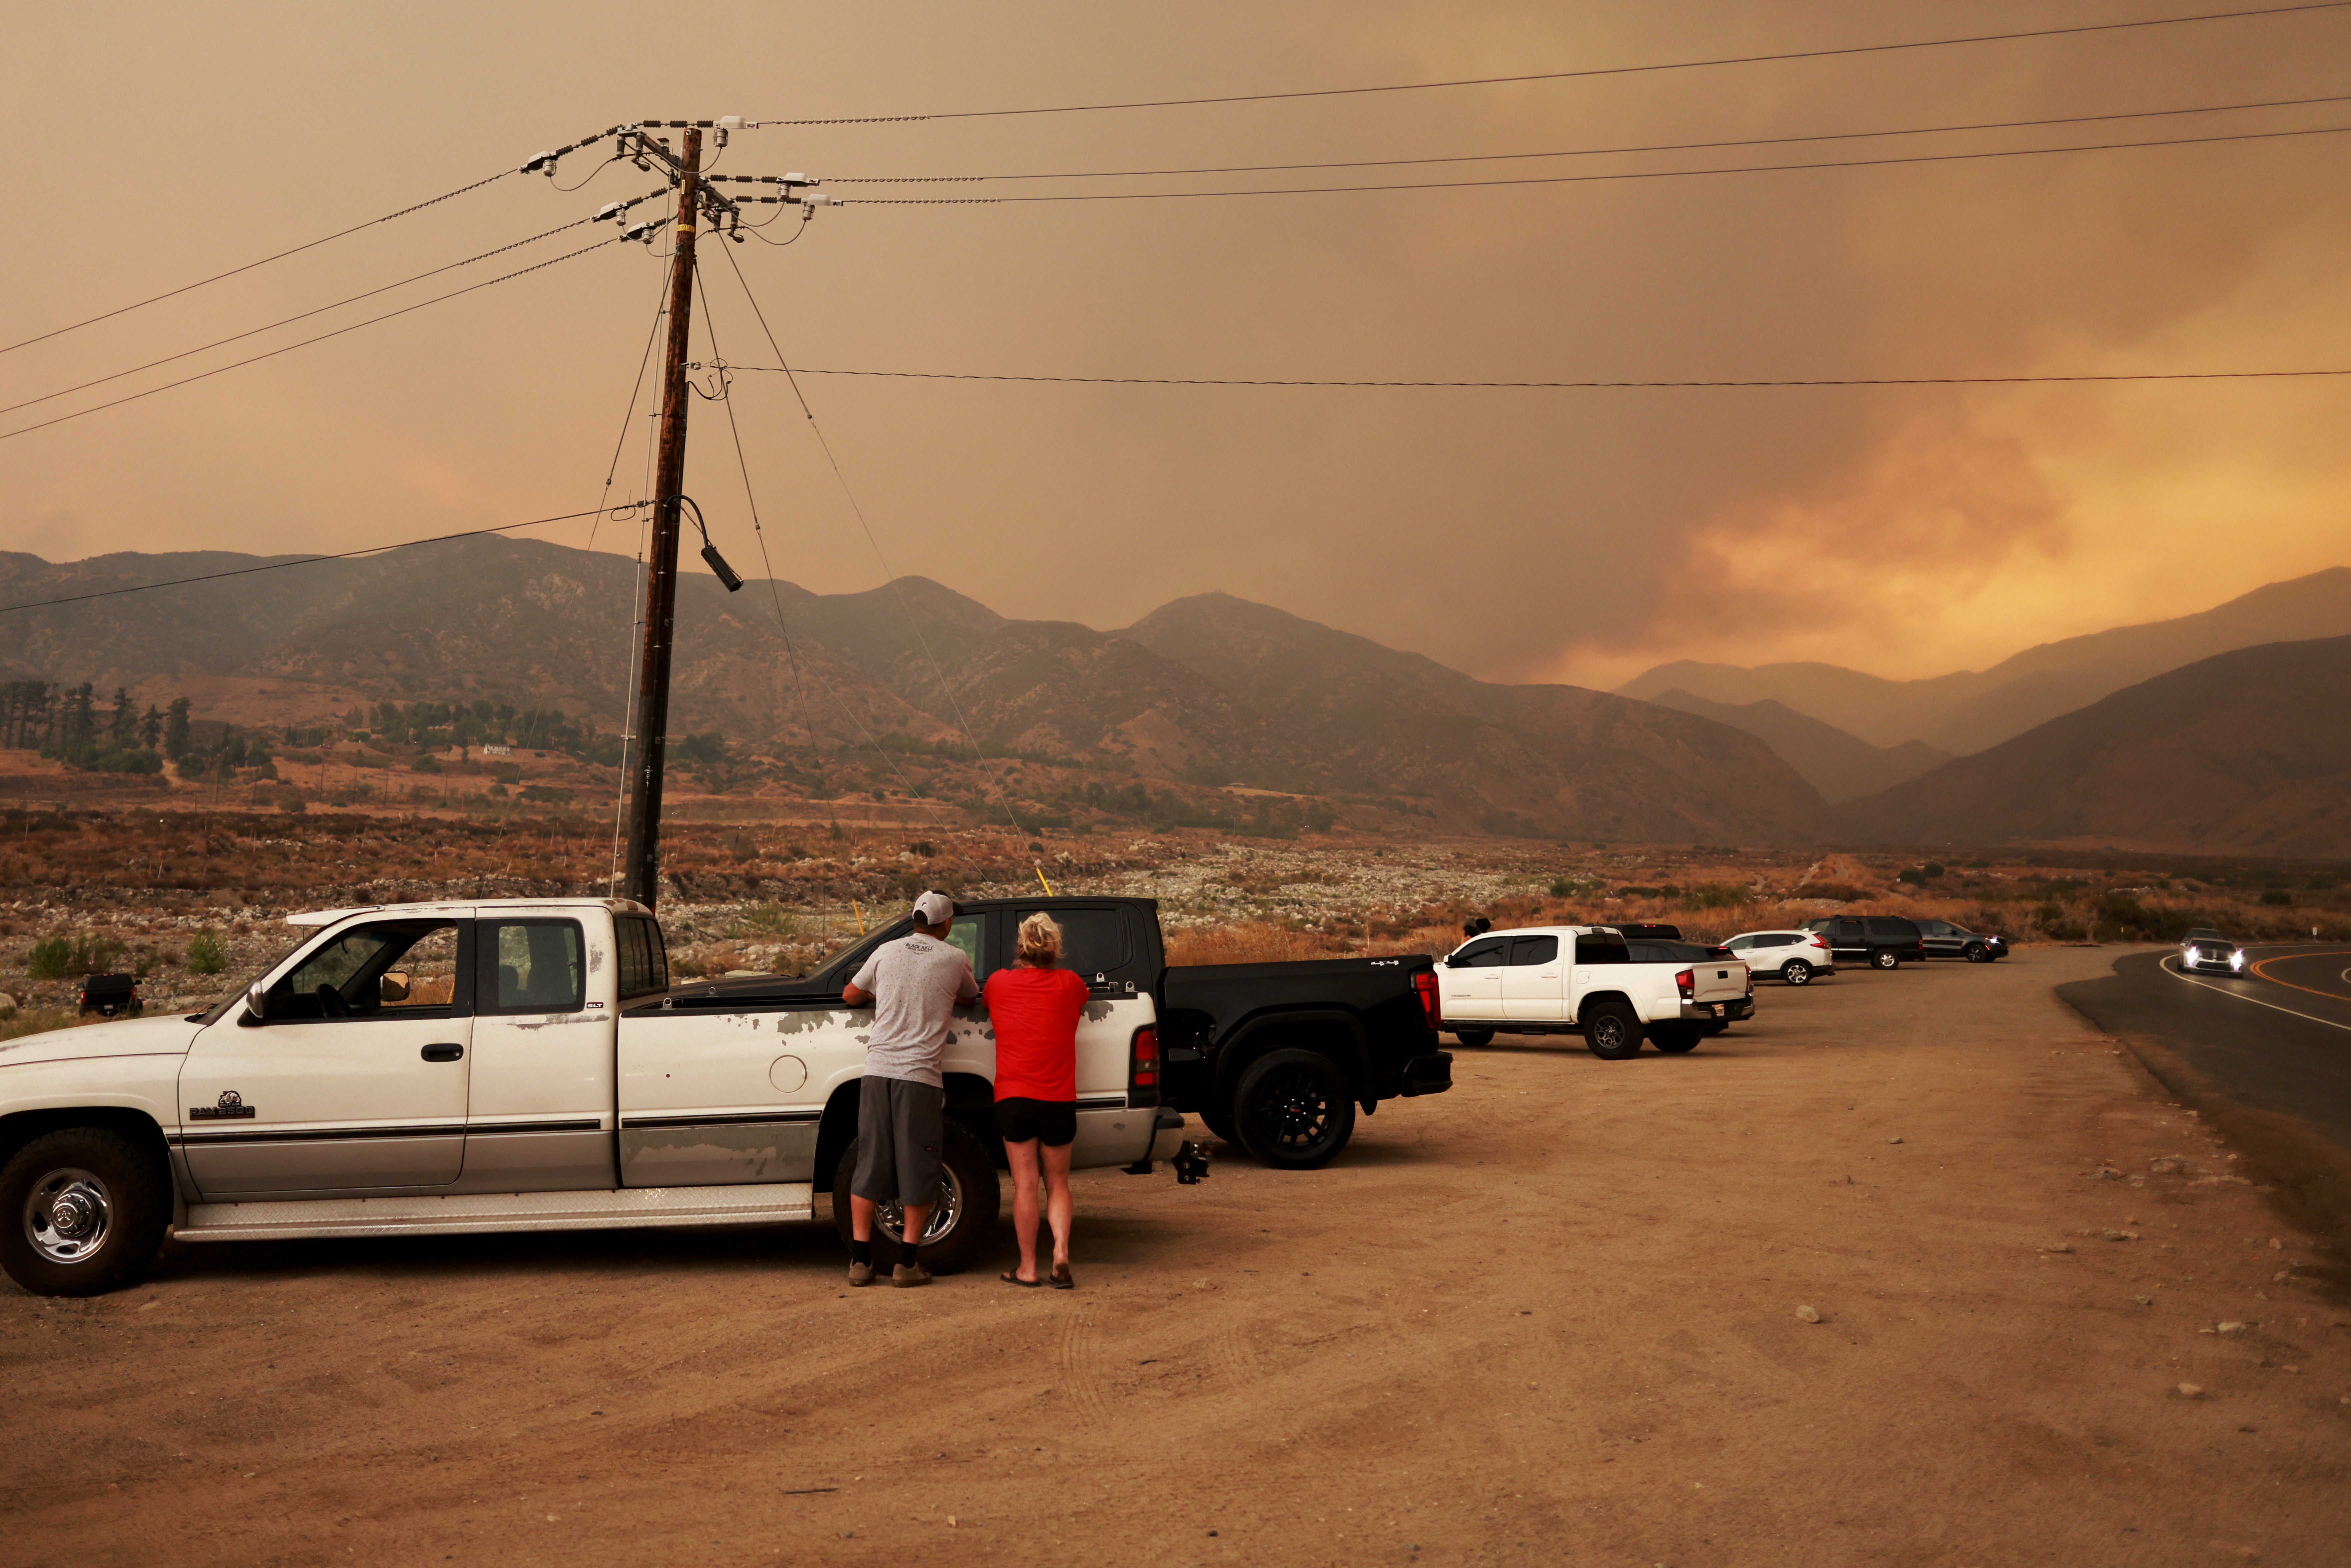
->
[0,508,612,617]
[0,168,516,359]
[830,92,2351,184]
[832,121,2351,204]
[0,212,642,420]
[753,2,2351,125]
[734,366,2351,389]
[0,234,626,444]
[716,240,1038,848]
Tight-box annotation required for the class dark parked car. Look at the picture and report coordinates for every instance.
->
[1915,918,2007,962]
[2179,928,2245,975]
[75,973,141,1017]
[1804,915,1926,970]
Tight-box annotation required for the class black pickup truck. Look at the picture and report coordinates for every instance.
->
[709,896,1452,1170]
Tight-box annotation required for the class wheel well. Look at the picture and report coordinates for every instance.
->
[1215,1018,1365,1106]
[811,1074,1001,1192]
[1576,990,1635,1020]
[0,1108,169,1176]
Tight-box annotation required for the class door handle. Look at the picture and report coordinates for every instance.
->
[421,1044,465,1062]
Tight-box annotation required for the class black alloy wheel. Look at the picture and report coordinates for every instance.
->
[1965,944,1990,963]
[1780,959,1813,986]
[1452,1028,1496,1047]
[1582,1000,1645,1060]
[0,1127,171,1298]
[1871,948,1901,970]
[832,1118,1001,1274]
[1234,1049,1357,1170]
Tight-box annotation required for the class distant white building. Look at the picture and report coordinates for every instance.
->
[481,744,513,757]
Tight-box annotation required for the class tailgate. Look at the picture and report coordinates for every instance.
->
[1689,960,1747,1002]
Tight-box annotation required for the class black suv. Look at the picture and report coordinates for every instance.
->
[1804,915,1925,970]
[1915,919,2007,962]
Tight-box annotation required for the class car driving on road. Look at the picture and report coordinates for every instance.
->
[2179,928,2247,975]
[1723,929,1837,986]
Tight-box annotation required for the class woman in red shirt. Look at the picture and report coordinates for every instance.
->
[983,912,1089,1288]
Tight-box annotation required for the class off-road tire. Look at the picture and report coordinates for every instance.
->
[1582,1001,1645,1060]
[1780,959,1813,986]
[1649,1024,1702,1054]
[0,1126,171,1298]
[1234,1049,1357,1170]
[1871,948,1901,970]
[831,1118,1000,1275]
[1451,1028,1496,1048]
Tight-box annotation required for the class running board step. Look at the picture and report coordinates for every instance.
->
[176,1182,816,1242]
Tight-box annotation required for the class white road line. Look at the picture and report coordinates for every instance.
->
[2159,955,2351,1033]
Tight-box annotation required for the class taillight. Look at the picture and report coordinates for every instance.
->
[1412,970,1440,1028]
[1128,1025,1160,1104]
[1811,935,1829,949]
[1674,968,1694,999]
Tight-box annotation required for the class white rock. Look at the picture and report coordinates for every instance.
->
[1794,1305,1822,1323]
[2177,1382,2203,1397]
[2217,1321,2250,1335]
[1888,1137,1904,1145]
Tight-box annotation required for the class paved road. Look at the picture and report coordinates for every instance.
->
[2058,944,2351,1152]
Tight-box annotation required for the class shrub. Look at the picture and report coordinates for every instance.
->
[278,794,307,814]
[411,754,442,774]
[911,840,939,858]
[2260,889,2293,906]
[187,934,227,975]
[27,936,71,980]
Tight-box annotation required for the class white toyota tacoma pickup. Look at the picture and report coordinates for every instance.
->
[1436,924,1752,1057]
[0,897,1189,1296]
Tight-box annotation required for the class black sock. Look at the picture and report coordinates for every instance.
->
[850,1239,872,1266]
[901,1244,921,1270]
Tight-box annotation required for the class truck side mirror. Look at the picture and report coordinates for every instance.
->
[379,970,411,1004]
[242,980,269,1025]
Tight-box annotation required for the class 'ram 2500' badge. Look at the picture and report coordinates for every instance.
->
[190,1089,255,1120]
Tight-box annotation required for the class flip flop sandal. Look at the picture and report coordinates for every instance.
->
[1000,1271,1043,1288]
[1047,1267,1075,1290]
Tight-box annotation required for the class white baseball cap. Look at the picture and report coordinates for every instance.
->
[914,890,957,926]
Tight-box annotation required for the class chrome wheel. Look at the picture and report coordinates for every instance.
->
[873,1165,963,1247]
[24,1167,112,1265]
[1781,959,1813,986]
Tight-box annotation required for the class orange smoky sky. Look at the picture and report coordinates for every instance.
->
[4,1,2347,691]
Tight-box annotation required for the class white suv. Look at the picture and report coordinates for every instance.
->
[1723,929,1837,986]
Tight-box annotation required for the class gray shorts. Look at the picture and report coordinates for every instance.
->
[851,1075,945,1206]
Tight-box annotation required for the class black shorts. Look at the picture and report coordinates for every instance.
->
[995,1097,1077,1147]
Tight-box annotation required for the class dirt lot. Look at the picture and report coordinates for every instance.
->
[6,948,2348,1566]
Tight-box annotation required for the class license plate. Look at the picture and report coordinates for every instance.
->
[1711,1004,1724,1018]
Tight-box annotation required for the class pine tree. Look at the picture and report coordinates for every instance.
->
[163,697,192,761]
[108,688,136,747]
[140,705,162,750]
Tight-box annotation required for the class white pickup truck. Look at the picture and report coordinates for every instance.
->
[1436,924,1752,1058]
[0,896,1190,1297]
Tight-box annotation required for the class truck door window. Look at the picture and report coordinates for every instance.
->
[269,920,461,1020]
[1454,937,1508,967]
[1507,935,1558,966]
[1017,907,1129,982]
[945,913,990,980]
[616,915,671,999]
[1573,932,1631,965]
[477,919,586,1013]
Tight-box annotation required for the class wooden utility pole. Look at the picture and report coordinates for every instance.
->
[620,125,703,909]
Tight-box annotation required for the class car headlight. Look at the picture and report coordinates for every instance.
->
[2229,949,2246,970]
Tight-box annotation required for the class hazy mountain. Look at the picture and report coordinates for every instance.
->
[1644,689,1950,802]
[0,541,1834,843]
[1838,636,2351,857]
[1617,568,2351,753]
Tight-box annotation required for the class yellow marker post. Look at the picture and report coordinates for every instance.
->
[1035,866,1054,897]
[851,898,865,935]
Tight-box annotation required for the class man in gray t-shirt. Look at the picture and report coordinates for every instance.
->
[842,890,978,1288]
